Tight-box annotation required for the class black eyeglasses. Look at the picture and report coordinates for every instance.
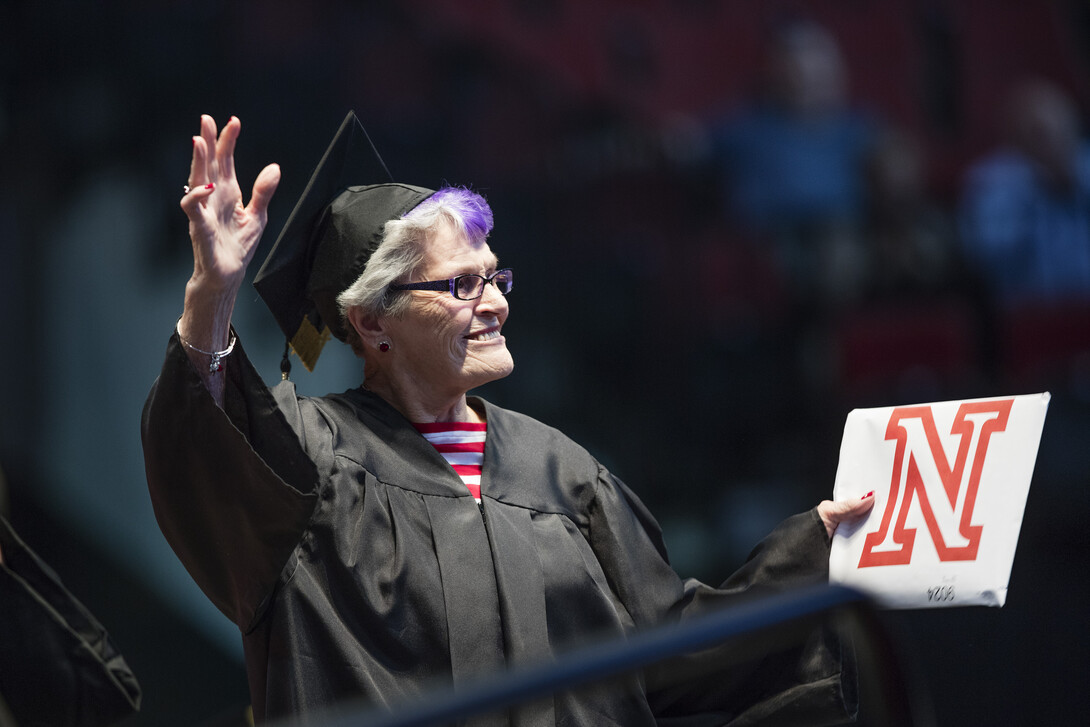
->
[389,268,514,301]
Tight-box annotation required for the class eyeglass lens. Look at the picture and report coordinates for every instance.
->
[456,270,513,299]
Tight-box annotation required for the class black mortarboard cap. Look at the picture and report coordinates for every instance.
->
[254,111,434,371]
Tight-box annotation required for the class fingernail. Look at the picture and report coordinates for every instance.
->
[861,491,875,500]
[205,183,214,191]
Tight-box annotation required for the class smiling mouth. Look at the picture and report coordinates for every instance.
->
[467,329,502,342]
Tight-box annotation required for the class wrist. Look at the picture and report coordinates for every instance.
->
[177,319,237,374]
[185,269,243,302]
[180,279,239,351]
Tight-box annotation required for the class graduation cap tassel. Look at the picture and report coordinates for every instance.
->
[280,339,292,381]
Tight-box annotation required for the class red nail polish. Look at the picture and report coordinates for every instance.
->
[862,491,875,500]
[205,183,214,191]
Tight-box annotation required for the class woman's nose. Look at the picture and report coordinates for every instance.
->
[476,279,509,311]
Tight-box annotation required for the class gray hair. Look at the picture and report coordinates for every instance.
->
[336,186,494,353]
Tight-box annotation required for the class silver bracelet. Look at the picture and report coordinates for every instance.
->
[177,324,236,373]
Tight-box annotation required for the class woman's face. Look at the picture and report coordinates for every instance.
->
[381,221,513,398]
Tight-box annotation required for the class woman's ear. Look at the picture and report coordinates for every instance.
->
[345,306,387,350]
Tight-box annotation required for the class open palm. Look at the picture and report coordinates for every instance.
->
[181,115,280,290]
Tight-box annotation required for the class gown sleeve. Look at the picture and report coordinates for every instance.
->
[0,517,141,727]
[587,468,856,727]
[140,331,320,632]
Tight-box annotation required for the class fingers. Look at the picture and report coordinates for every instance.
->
[248,163,281,219]
[182,123,215,219]
[179,182,216,215]
[182,115,234,215]
[188,133,208,189]
[840,492,876,520]
[200,114,218,176]
[217,116,240,183]
[817,491,877,539]
[180,114,279,232]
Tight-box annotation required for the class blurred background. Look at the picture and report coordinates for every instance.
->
[1,0,1088,724]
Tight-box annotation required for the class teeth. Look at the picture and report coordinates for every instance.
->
[471,330,500,341]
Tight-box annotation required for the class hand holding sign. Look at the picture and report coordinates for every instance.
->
[829,393,1049,608]
[817,491,876,539]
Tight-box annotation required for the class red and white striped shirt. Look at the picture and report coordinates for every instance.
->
[413,421,487,502]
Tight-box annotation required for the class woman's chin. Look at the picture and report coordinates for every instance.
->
[466,351,514,389]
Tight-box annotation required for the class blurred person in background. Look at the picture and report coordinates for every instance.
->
[856,128,966,305]
[708,19,879,309]
[142,113,874,725]
[959,77,1090,306]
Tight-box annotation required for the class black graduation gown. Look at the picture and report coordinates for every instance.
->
[141,333,855,726]
[0,517,141,727]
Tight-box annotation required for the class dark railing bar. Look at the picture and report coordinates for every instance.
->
[271,584,924,727]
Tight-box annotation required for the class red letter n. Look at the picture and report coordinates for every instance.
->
[858,399,1013,568]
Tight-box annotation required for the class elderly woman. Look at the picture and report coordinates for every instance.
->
[142,114,872,726]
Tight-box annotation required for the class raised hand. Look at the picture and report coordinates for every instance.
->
[181,115,280,293]
[176,116,280,403]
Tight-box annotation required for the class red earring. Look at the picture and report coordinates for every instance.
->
[378,341,390,353]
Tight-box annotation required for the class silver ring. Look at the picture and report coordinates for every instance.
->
[183,184,191,195]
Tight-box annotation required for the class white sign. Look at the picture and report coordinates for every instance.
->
[829,393,1049,609]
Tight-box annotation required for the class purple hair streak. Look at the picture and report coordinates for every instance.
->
[406,186,494,243]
